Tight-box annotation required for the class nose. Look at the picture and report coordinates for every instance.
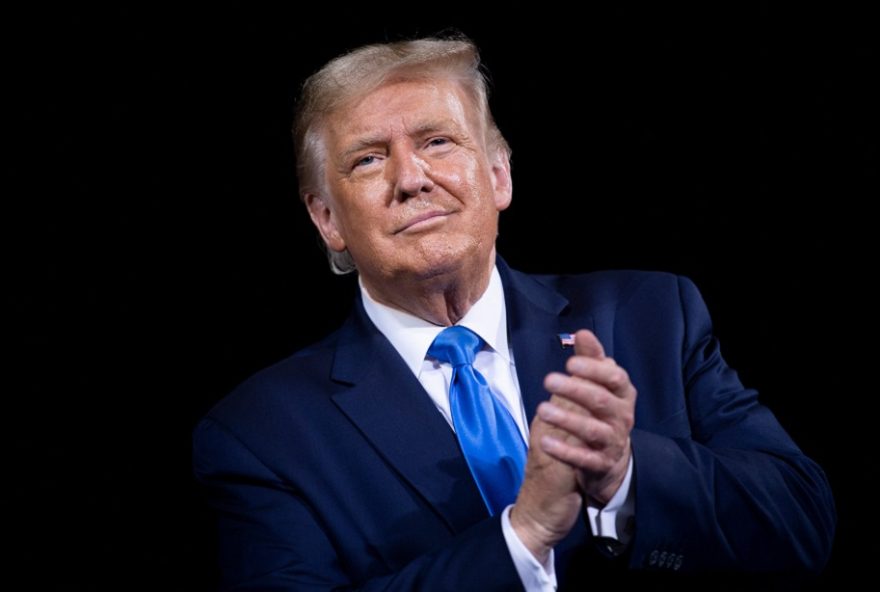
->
[391,151,435,200]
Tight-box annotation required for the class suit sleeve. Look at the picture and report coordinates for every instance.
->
[627,275,836,572]
[193,417,524,591]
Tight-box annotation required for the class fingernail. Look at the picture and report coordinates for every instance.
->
[541,435,561,451]
[568,357,587,374]
[538,403,562,421]
[545,375,564,391]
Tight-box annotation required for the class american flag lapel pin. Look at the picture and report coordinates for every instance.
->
[558,333,576,349]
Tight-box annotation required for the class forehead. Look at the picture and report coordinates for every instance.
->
[323,79,481,147]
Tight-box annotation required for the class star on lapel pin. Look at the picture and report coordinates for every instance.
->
[558,333,576,349]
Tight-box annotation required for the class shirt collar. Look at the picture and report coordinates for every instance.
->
[359,266,510,378]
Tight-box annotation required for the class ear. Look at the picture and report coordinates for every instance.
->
[489,148,513,211]
[304,193,347,252]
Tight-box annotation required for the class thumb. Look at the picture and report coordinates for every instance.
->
[574,329,605,359]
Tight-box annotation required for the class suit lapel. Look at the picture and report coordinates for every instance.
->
[498,260,596,424]
[330,298,488,534]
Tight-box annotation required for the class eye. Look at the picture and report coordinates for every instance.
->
[426,137,449,148]
[353,155,378,169]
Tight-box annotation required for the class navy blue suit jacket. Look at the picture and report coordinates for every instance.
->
[193,261,835,589]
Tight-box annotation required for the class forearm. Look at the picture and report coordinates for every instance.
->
[628,427,835,572]
[649,275,837,572]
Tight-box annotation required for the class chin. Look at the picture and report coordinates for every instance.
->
[410,258,465,282]
[405,237,490,281]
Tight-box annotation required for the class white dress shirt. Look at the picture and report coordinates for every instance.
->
[360,266,633,591]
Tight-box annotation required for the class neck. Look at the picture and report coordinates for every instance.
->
[361,251,496,326]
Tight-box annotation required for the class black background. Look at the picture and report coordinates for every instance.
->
[9,6,876,590]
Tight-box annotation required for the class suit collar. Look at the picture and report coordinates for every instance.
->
[495,256,570,316]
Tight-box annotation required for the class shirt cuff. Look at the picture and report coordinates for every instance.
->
[585,453,635,544]
[501,505,557,592]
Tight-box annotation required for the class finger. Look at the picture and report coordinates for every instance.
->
[544,372,622,419]
[540,435,616,474]
[549,393,589,416]
[529,406,584,447]
[564,356,636,399]
[537,402,614,447]
[574,329,605,359]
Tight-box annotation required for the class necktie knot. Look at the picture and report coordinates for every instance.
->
[428,325,484,368]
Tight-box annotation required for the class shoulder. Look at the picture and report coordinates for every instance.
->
[198,327,345,437]
[506,266,713,344]
[524,268,699,310]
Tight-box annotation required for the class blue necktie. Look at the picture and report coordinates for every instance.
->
[428,326,527,516]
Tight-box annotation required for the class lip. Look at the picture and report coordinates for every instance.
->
[394,210,451,234]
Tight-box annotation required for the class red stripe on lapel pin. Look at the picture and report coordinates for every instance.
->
[558,333,575,348]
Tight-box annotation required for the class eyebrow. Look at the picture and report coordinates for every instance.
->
[340,134,388,164]
[339,118,466,163]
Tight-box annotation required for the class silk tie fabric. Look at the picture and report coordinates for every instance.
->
[428,325,527,515]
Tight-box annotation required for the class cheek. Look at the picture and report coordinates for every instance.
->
[335,181,388,227]
[435,156,491,201]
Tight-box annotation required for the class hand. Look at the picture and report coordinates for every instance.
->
[510,408,584,564]
[538,329,636,505]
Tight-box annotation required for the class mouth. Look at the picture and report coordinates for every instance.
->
[394,210,452,234]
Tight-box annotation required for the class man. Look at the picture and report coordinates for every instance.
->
[193,36,835,590]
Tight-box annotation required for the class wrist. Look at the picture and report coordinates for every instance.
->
[509,504,556,564]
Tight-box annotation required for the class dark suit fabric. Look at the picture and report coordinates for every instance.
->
[193,261,835,590]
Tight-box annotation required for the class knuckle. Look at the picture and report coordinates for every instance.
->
[605,371,619,388]
[607,369,627,389]
[581,421,598,443]
[597,456,614,474]
[592,392,611,413]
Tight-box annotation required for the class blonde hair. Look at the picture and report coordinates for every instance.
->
[293,35,510,274]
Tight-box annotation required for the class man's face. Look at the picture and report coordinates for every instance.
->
[306,78,512,292]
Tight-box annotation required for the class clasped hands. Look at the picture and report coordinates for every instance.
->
[510,330,637,563]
